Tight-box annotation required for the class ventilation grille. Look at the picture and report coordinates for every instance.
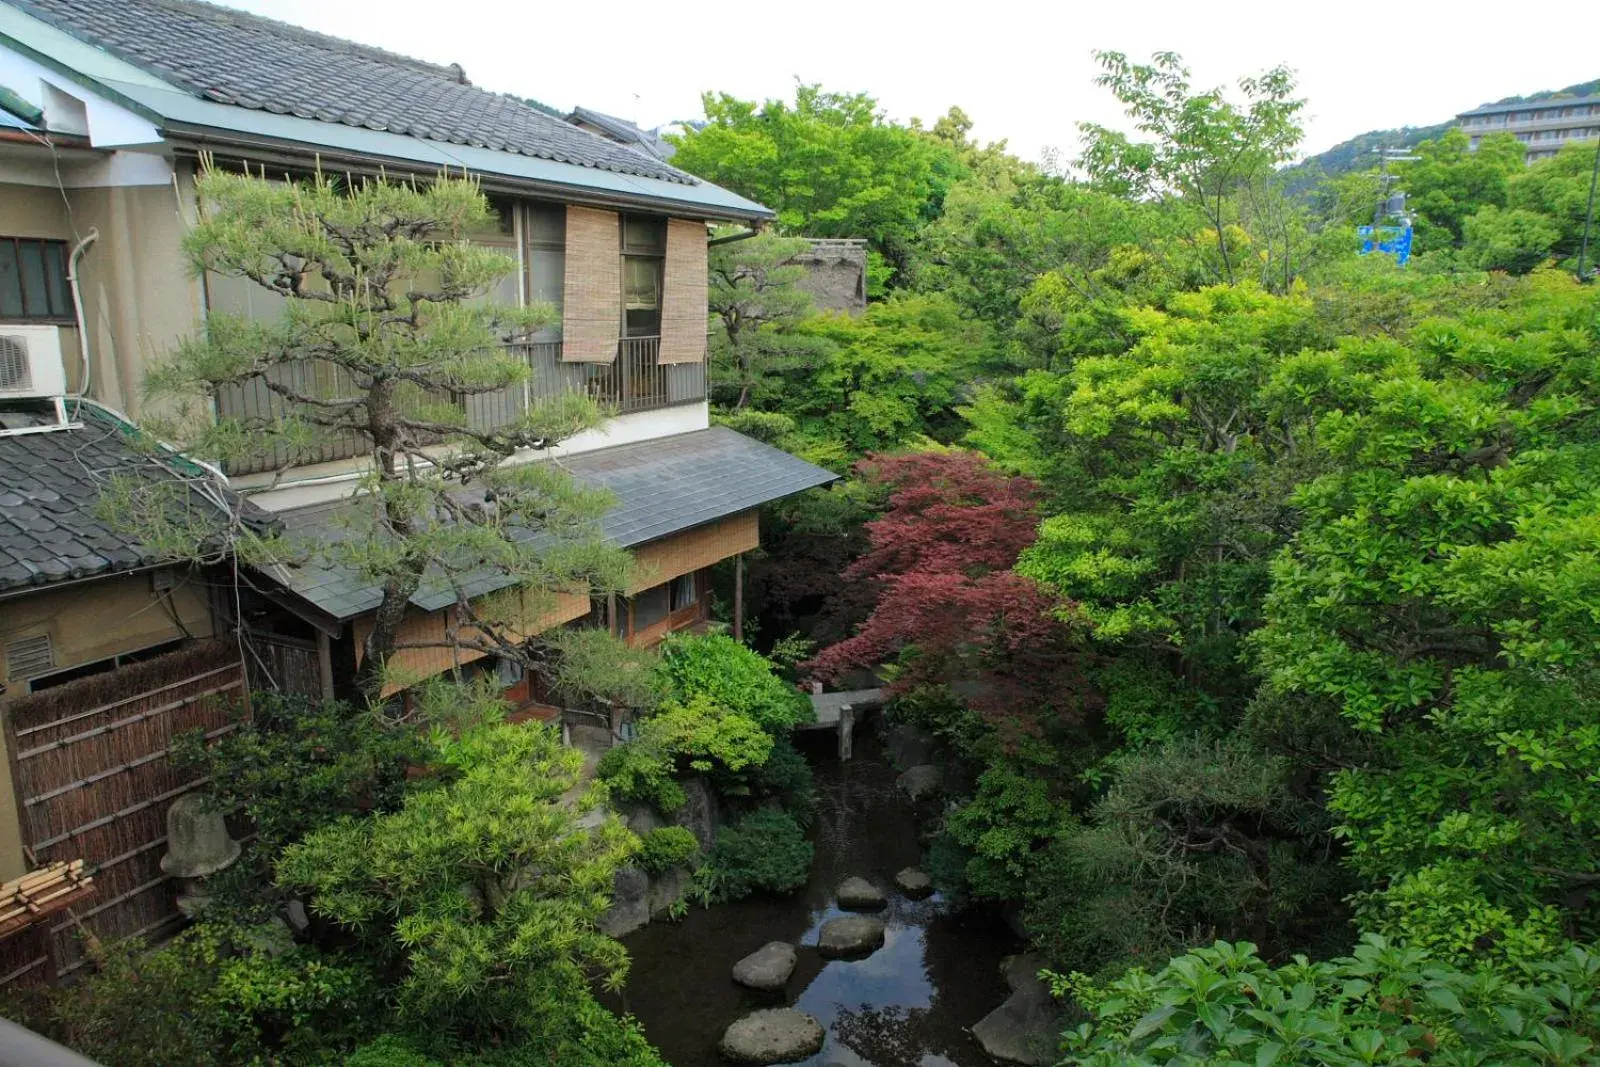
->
[0,336,28,392]
[6,634,54,681]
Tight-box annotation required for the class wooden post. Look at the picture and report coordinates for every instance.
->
[733,553,744,643]
[316,631,335,702]
[838,705,854,762]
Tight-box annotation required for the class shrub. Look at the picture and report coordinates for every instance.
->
[636,826,700,874]
[748,736,816,816]
[658,633,811,732]
[598,695,774,813]
[597,741,686,812]
[172,692,419,860]
[0,924,380,1066]
[700,808,813,901]
[1060,935,1600,1066]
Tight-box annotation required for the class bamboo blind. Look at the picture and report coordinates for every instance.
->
[659,219,709,365]
[561,206,622,362]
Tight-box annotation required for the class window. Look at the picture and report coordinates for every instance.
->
[632,583,671,632]
[0,237,72,322]
[525,204,565,341]
[620,214,666,338]
[670,572,698,613]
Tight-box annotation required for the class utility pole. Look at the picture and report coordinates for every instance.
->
[1578,141,1600,283]
[1372,146,1419,225]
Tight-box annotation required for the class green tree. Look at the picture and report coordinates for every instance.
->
[1506,141,1600,264]
[1077,51,1307,288]
[1253,275,1600,965]
[706,230,825,409]
[783,292,998,454]
[1462,205,1562,272]
[669,84,963,278]
[1396,128,1526,253]
[277,718,638,1034]
[140,165,628,698]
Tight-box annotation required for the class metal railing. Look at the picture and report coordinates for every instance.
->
[216,338,707,474]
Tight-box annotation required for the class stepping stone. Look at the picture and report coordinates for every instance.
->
[817,914,886,958]
[895,867,934,899]
[719,1008,825,1064]
[732,941,797,991]
[836,876,886,910]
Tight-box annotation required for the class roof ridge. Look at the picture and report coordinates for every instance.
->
[9,0,704,186]
[78,0,473,85]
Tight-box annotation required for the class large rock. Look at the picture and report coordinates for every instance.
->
[718,1008,824,1065]
[971,954,1059,1066]
[896,764,943,802]
[883,723,936,769]
[817,915,886,958]
[894,867,934,899]
[731,941,798,991]
[836,876,886,910]
[672,776,722,852]
[647,864,692,919]
[623,804,663,835]
[598,866,650,937]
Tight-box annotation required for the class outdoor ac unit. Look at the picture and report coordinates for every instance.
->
[0,325,67,399]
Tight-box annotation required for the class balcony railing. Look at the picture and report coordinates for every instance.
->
[216,338,707,475]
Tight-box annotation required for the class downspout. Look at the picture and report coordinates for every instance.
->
[708,227,764,247]
[66,228,100,411]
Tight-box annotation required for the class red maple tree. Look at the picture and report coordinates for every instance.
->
[806,451,1089,740]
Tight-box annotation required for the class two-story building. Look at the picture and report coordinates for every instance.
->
[0,0,834,981]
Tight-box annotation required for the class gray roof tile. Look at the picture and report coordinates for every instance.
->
[0,408,237,594]
[262,427,838,622]
[12,0,701,186]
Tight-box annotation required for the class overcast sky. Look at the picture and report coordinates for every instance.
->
[232,0,1598,165]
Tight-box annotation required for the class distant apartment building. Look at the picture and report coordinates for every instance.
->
[1456,95,1600,161]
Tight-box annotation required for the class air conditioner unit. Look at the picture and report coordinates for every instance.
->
[0,325,67,400]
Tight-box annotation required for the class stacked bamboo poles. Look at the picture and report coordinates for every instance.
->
[0,862,94,942]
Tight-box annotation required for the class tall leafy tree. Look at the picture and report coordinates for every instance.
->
[1077,51,1307,289]
[670,85,963,278]
[1395,128,1526,253]
[1254,277,1600,966]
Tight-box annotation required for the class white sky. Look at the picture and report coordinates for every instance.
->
[231,0,1598,164]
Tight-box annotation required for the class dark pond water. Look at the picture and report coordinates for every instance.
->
[611,727,1019,1067]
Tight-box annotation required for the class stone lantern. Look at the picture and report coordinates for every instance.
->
[160,792,240,917]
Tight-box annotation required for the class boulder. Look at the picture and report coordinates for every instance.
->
[883,723,936,769]
[731,941,798,991]
[718,1008,825,1065]
[285,899,311,937]
[623,804,663,836]
[896,764,943,802]
[817,915,886,958]
[971,954,1059,1066]
[836,876,886,910]
[672,776,722,852]
[894,867,934,899]
[598,866,650,938]
[647,864,692,919]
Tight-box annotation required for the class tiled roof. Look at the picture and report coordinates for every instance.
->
[1458,94,1600,118]
[260,427,839,622]
[0,408,232,594]
[10,0,699,185]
